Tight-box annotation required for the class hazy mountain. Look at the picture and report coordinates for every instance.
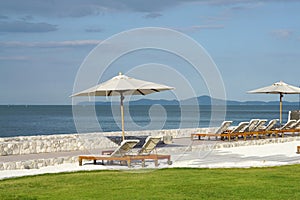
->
[77,95,299,106]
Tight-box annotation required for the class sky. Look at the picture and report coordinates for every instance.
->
[1,0,300,105]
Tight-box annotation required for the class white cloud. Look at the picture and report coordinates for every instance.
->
[271,29,293,39]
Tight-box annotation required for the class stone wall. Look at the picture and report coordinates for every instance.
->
[0,133,118,156]
[0,156,78,170]
[0,127,211,156]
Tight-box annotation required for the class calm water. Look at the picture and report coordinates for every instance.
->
[0,105,298,137]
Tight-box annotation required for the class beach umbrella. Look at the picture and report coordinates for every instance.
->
[248,81,300,124]
[71,72,174,140]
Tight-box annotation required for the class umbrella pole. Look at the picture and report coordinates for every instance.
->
[120,93,125,141]
[280,93,283,126]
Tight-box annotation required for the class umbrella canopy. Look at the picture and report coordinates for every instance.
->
[248,81,300,124]
[71,72,174,140]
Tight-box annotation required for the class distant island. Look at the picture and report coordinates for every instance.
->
[78,95,300,106]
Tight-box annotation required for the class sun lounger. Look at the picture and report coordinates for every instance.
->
[291,119,300,136]
[273,120,296,137]
[245,119,267,139]
[253,119,267,132]
[290,119,300,130]
[244,119,260,132]
[191,121,233,140]
[78,139,139,167]
[235,119,260,140]
[245,119,299,139]
[280,120,296,130]
[137,136,162,155]
[264,119,278,131]
[225,122,249,141]
[258,119,279,138]
[258,119,278,138]
[130,136,172,167]
[278,119,300,136]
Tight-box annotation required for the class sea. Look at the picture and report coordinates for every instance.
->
[0,105,299,138]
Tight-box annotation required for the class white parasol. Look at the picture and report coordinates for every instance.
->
[248,81,300,124]
[71,72,174,140]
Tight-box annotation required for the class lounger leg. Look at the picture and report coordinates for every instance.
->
[142,160,145,167]
[155,160,158,167]
[127,160,131,168]
[79,158,82,166]
[94,160,96,165]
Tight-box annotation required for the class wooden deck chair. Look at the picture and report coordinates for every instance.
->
[284,119,300,136]
[264,119,278,131]
[78,139,139,166]
[292,119,300,136]
[138,136,162,155]
[256,119,278,138]
[248,119,267,139]
[253,119,267,132]
[228,122,249,141]
[244,119,260,132]
[275,120,296,138]
[191,121,233,140]
[290,119,300,130]
[129,136,172,167]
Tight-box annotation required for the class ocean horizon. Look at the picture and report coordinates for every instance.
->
[0,104,299,138]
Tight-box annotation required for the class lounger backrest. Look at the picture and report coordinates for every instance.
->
[138,136,162,155]
[215,121,233,134]
[231,122,249,133]
[265,119,278,131]
[291,119,300,129]
[111,139,140,157]
[245,119,259,132]
[280,120,296,130]
[253,119,267,131]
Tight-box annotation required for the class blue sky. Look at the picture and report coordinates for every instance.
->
[1,0,300,104]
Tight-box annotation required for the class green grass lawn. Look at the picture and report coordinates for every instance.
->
[1,165,300,200]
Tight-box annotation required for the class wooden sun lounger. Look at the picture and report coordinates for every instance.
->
[78,154,172,167]
[191,121,233,140]
[192,128,300,142]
